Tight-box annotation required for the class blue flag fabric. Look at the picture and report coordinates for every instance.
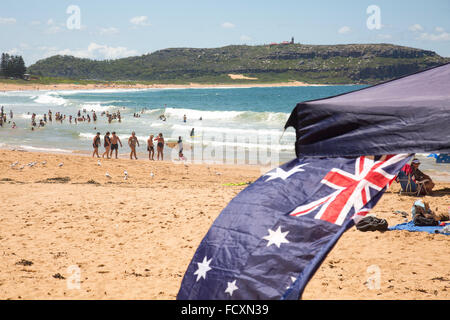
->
[177,154,411,300]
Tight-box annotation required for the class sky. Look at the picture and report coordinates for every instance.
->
[1,0,450,66]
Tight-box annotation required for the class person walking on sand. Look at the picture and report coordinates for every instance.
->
[147,134,155,160]
[128,131,140,160]
[154,133,165,161]
[92,132,101,158]
[102,131,111,159]
[109,132,123,159]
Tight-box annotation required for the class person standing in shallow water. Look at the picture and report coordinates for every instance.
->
[147,134,155,160]
[102,132,111,159]
[154,133,165,161]
[128,131,140,160]
[92,132,101,158]
[109,132,123,159]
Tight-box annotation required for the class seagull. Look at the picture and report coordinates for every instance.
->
[58,163,64,167]
[215,172,221,175]
[41,161,47,165]
[105,172,111,178]
[97,160,101,166]
[10,161,19,168]
[150,171,154,178]
[124,170,128,176]
[19,165,25,170]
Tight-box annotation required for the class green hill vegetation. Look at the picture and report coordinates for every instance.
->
[27,43,449,84]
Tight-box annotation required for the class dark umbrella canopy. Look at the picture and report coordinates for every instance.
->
[285,63,450,158]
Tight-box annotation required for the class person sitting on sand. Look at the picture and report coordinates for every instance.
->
[147,134,155,160]
[154,133,165,161]
[109,132,123,159]
[128,131,140,160]
[411,158,435,195]
[102,132,111,159]
[92,132,101,158]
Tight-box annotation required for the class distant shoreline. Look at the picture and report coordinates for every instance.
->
[0,80,334,92]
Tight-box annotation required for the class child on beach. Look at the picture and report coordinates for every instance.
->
[147,134,155,160]
[109,132,123,159]
[128,131,140,160]
[102,132,111,159]
[155,133,165,161]
[92,132,101,158]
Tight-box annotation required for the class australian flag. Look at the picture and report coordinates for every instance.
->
[177,154,411,300]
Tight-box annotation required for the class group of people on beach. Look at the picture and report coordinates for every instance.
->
[92,131,176,161]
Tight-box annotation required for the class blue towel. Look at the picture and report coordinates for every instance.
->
[389,221,450,235]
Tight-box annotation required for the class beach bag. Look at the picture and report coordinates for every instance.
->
[413,215,438,226]
[356,216,388,232]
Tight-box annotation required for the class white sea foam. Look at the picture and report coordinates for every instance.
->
[33,92,67,106]
[18,145,73,153]
[171,124,296,137]
[163,107,244,120]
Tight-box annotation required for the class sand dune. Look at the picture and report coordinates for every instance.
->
[0,149,448,299]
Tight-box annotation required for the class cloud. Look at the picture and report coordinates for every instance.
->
[221,22,235,28]
[418,31,450,41]
[130,16,151,26]
[435,26,445,33]
[46,25,63,34]
[0,17,16,24]
[338,26,351,34]
[377,34,392,40]
[46,42,139,60]
[408,24,423,32]
[99,27,119,35]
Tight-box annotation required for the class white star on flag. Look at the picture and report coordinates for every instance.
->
[264,163,308,182]
[194,256,212,281]
[287,276,297,289]
[225,280,239,296]
[263,226,290,248]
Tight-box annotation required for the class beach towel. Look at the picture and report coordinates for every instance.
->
[389,221,450,235]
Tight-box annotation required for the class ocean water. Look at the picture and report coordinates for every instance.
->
[0,85,448,179]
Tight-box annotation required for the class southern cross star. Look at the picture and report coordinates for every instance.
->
[263,226,290,248]
[224,280,239,296]
[194,256,212,281]
[264,163,308,182]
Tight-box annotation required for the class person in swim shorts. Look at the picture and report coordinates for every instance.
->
[109,132,123,159]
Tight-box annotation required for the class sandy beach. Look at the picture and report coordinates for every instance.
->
[0,149,448,300]
[0,80,324,92]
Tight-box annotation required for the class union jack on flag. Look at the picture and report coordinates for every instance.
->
[178,154,411,300]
